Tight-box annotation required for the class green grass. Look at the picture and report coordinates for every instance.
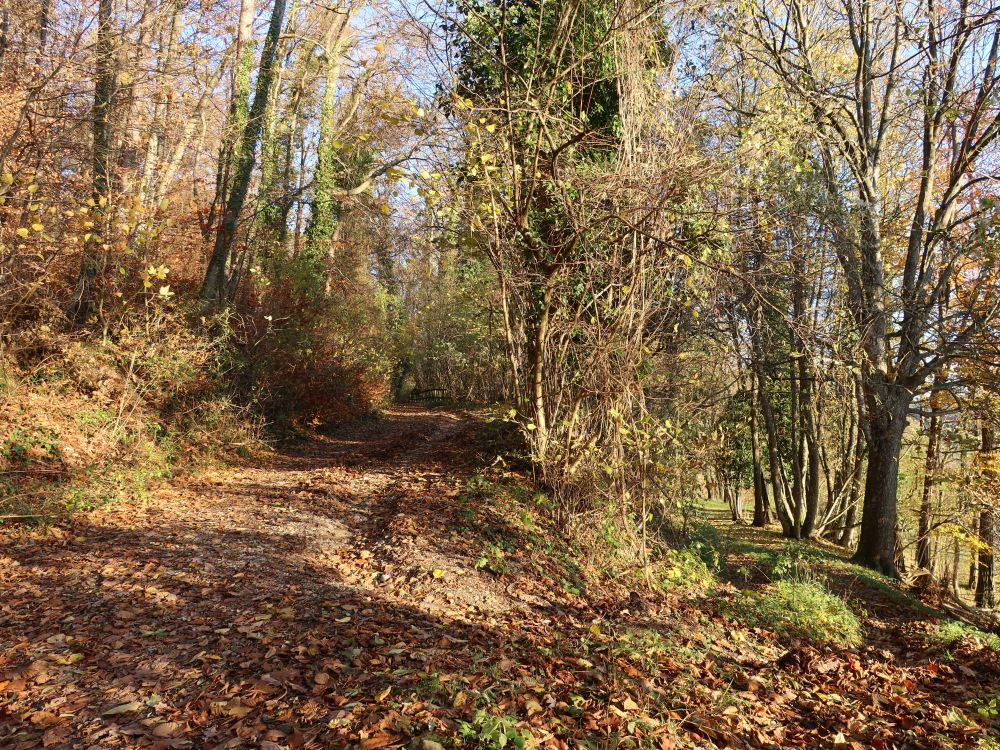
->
[928,620,1000,652]
[728,580,863,646]
[656,546,718,593]
[728,536,942,618]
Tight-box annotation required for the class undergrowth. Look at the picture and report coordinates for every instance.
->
[0,322,263,522]
[928,620,1000,653]
[728,579,863,646]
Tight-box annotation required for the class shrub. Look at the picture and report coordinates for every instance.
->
[684,521,726,570]
[770,544,826,584]
[656,546,717,593]
[457,710,530,749]
[730,580,862,646]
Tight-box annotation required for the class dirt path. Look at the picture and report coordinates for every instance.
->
[0,407,539,748]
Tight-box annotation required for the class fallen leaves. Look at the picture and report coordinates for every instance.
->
[102,701,144,716]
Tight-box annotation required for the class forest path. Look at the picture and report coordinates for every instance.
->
[0,407,552,748]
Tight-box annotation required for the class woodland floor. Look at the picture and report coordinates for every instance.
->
[1,407,999,749]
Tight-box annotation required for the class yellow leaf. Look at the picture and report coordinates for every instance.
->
[103,701,142,716]
[15,227,28,238]
[432,569,445,579]
[31,223,43,232]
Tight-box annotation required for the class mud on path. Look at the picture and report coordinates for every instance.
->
[0,407,541,749]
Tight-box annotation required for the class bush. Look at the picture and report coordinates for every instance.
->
[656,546,717,593]
[770,544,826,584]
[457,710,530,749]
[684,521,726,570]
[730,580,862,646]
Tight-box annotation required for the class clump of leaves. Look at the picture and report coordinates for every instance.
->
[475,540,512,575]
[684,522,726,569]
[971,692,1000,723]
[656,546,717,593]
[2,426,61,463]
[729,580,862,646]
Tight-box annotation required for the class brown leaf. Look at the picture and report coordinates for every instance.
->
[30,710,61,727]
[152,721,182,738]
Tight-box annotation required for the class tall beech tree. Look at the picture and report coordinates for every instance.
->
[68,0,115,324]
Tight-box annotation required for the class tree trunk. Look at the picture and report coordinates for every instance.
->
[852,384,909,576]
[68,0,114,325]
[801,372,821,537]
[304,9,353,261]
[951,538,960,597]
[137,0,182,212]
[201,0,287,303]
[790,322,803,539]
[529,283,555,460]
[37,0,50,67]
[203,0,255,243]
[0,0,10,72]
[750,389,770,526]
[967,515,978,590]
[976,424,996,609]
[757,369,794,536]
[748,308,793,535]
[839,378,866,548]
[917,403,941,571]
